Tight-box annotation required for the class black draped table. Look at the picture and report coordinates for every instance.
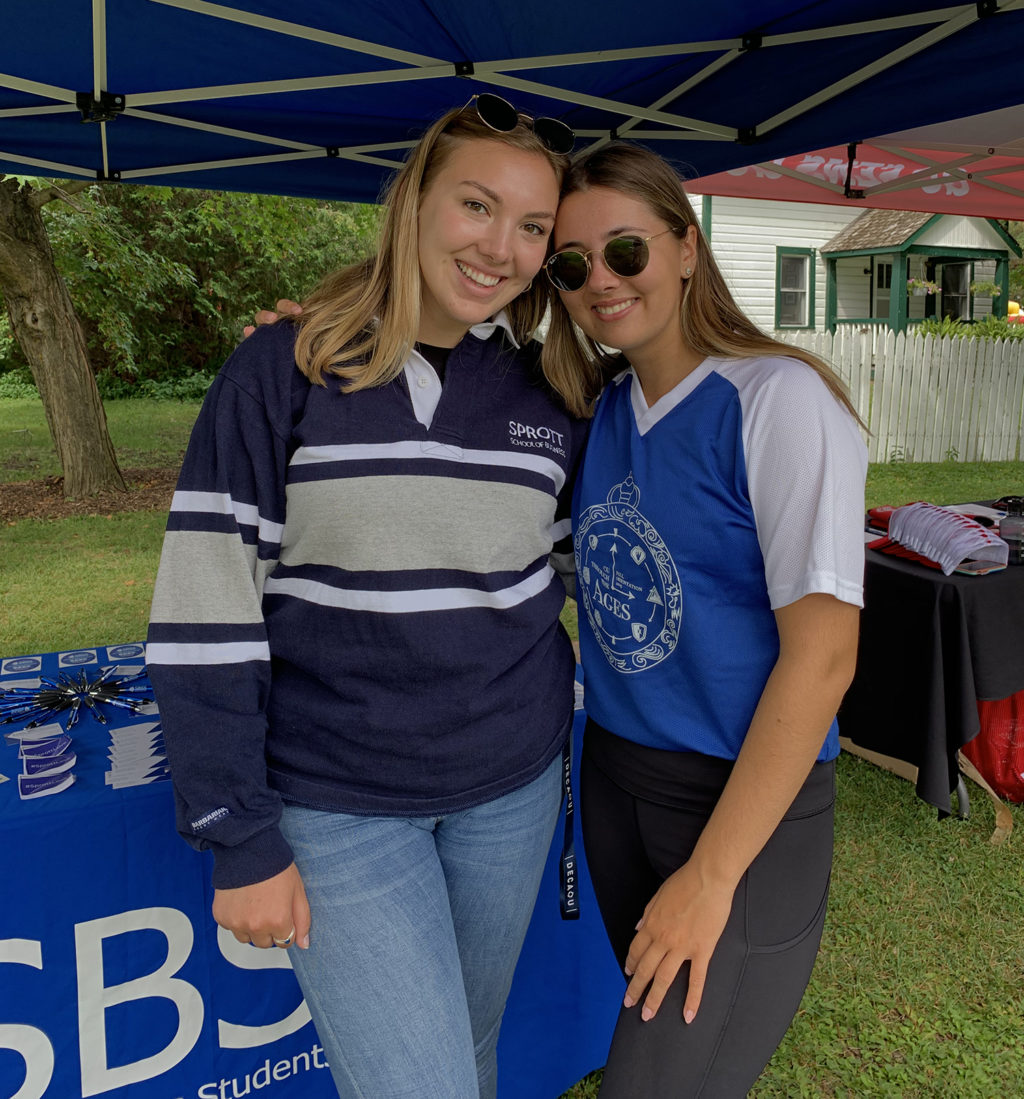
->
[839,549,1024,816]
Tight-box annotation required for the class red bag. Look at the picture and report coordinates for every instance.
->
[962,692,1024,803]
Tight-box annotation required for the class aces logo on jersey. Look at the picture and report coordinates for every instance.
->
[575,474,681,674]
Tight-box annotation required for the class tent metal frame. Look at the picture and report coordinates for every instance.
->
[2,0,1022,188]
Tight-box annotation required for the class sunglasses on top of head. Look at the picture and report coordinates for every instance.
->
[460,92,575,156]
[544,228,680,293]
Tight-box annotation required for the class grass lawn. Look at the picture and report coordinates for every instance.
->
[0,512,168,654]
[0,397,203,482]
[2,398,1023,1097]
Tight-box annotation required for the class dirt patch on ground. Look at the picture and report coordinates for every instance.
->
[0,467,179,524]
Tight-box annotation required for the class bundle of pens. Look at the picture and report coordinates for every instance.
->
[0,665,154,731]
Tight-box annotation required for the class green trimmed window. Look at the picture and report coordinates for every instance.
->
[776,248,815,329]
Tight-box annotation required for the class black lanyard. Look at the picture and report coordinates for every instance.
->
[559,734,579,920]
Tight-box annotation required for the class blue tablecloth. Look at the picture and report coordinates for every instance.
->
[0,644,619,1099]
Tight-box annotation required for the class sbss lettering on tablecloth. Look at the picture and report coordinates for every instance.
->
[1,908,330,1099]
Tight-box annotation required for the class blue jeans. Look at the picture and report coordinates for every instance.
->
[279,753,563,1099]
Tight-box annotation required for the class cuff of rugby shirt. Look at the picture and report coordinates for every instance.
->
[209,825,296,890]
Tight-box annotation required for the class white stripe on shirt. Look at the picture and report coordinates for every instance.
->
[290,442,565,491]
[170,490,284,543]
[551,516,571,541]
[146,640,271,666]
[263,567,555,614]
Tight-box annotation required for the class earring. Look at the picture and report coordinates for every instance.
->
[684,267,693,278]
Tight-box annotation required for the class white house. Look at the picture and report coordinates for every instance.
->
[684,193,1020,335]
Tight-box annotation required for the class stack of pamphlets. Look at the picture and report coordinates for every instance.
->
[887,501,1009,575]
[6,723,77,799]
[105,719,170,788]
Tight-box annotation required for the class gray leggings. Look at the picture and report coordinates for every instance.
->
[581,720,835,1098]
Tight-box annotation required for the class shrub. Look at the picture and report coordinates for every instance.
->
[914,316,966,338]
[0,371,37,398]
[967,314,1024,340]
[915,315,1024,340]
[96,370,216,401]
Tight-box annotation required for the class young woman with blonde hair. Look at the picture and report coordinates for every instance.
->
[147,97,585,1099]
[543,142,866,1096]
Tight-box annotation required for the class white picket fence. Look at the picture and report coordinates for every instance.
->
[778,327,1024,463]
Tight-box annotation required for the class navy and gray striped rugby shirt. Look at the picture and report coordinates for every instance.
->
[148,319,587,888]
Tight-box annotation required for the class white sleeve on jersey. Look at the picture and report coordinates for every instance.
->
[723,356,868,610]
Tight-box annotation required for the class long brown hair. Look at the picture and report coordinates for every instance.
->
[541,142,862,423]
[294,106,569,390]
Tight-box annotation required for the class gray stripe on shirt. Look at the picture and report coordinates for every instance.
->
[151,529,270,624]
[281,475,556,574]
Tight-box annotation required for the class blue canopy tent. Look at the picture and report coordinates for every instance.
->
[3,1,1024,201]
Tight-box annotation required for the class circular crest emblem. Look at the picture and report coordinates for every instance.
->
[575,474,681,673]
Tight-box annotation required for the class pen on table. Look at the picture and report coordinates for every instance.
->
[41,675,75,692]
[79,693,107,724]
[3,712,49,727]
[91,665,118,687]
[1,700,60,720]
[13,709,62,728]
[97,695,149,714]
[2,689,63,705]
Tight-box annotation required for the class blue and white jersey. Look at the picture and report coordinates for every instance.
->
[573,355,866,762]
[148,318,587,888]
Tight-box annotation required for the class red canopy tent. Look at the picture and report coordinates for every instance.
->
[686,104,1024,219]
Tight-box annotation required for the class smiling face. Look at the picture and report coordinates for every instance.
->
[552,186,698,375]
[416,138,560,347]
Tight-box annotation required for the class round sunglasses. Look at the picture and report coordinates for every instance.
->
[544,229,679,292]
[464,92,575,156]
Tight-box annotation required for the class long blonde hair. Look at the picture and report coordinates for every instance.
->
[294,105,569,389]
[542,143,862,423]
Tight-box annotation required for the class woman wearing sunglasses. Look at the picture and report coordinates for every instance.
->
[147,97,586,1099]
[540,143,867,1096]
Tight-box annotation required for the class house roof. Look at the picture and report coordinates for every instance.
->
[821,209,933,254]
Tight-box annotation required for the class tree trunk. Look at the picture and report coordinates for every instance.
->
[0,177,125,498]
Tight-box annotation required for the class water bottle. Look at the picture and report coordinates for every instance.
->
[999,496,1024,566]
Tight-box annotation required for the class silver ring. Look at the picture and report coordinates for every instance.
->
[273,929,295,947]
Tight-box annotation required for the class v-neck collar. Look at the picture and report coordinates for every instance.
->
[629,359,714,436]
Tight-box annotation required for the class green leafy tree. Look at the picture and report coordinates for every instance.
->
[0,179,379,496]
[40,184,380,388]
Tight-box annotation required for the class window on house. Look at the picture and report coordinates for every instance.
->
[776,249,814,328]
[941,263,969,321]
[874,261,893,319]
